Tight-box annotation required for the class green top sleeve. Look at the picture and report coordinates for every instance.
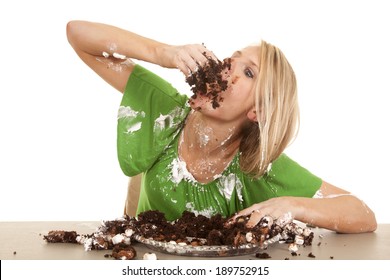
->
[241,154,323,209]
[117,65,190,176]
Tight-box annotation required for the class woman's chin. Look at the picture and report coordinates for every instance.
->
[189,95,226,113]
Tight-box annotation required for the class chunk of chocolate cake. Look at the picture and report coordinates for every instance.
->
[111,243,137,260]
[186,54,231,109]
[43,230,79,243]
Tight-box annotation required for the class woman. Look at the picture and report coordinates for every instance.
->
[66,20,376,233]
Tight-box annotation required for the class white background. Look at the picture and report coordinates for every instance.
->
[0,0,389,222]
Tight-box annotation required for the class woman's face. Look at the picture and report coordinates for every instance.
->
[189,45,260,125]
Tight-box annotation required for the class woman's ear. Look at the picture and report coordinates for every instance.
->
[247,108,258,123]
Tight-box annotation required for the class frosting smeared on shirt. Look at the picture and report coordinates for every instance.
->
[170,157,196,184]
[118,105,145,133]
[218,173,243,202]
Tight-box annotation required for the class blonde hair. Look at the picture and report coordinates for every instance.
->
[240,40,299,178]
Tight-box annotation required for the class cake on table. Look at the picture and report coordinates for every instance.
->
[44,210,314,259]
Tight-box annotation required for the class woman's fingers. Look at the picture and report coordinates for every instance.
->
[176,49,198,74]
[174,44,219,76]
[246,210,263,228]
[225,204,260,227]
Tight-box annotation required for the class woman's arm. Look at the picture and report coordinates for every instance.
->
[232,181,377,233]
[66,20,216,92]
[66,20,162,92]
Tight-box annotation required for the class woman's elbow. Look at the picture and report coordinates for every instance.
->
[66,20,84,47]
[352,210,377,233]
[366,213,377,232]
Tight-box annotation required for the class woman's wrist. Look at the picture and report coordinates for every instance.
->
[288,196,306,221]
[153,44,175,69]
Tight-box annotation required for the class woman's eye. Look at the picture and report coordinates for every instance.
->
[244,68,254,78]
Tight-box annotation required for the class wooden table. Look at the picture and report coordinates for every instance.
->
[1,221,389,260]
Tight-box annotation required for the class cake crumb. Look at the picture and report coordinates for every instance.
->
[308,252,316,258]
[111,244,136,260]
[255,252,271,259]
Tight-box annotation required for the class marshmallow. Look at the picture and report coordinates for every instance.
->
[143,252,157,260]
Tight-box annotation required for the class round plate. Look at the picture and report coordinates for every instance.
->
[134,235,263,257]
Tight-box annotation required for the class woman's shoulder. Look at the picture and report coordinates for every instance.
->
[124,64,189,106]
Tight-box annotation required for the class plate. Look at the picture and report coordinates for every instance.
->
[134,235,263,257]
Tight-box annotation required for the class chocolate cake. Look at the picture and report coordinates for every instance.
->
[111,243,137,260]
[186,54,231,109]
[43,210,314,259]
[44,215,138,260]
[130,210,313,249]
[43,230,79,243]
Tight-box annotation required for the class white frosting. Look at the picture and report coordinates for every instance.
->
[194,123,213,147]
[313,189,324,198]
[118,106,145,133]
[245,232,253,242]
[295,235,304,245]
[113,52,127,59]
[185,202,215,218]
[323,193,355,199]
[83,237,93,251]
[123,237,131,245]
[111,234,125,245]
[275,212,293,227]
[266,162,272,173]
[76,235,86,244]
[314,189,356,199]
[126,122,142,133]
[264,233,281,246]
[288,243,299,253]
[170,158,196,184]
[154,107,186,132]
[293,226,303,236]
[125,229,134,237]
[154,113,170,130]
[220,127,235,146]
[118,106,145,119]
[143,252,157,260]
[166,243,176,253]
[218,174,243,202]
[102,51,110,58]
[260,216,274,228]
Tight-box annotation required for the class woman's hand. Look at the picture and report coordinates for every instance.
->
[157,44,218,76]
[229,197,299,228]
[228,181,377,233]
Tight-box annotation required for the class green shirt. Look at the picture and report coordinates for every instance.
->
[117,65,322,221]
